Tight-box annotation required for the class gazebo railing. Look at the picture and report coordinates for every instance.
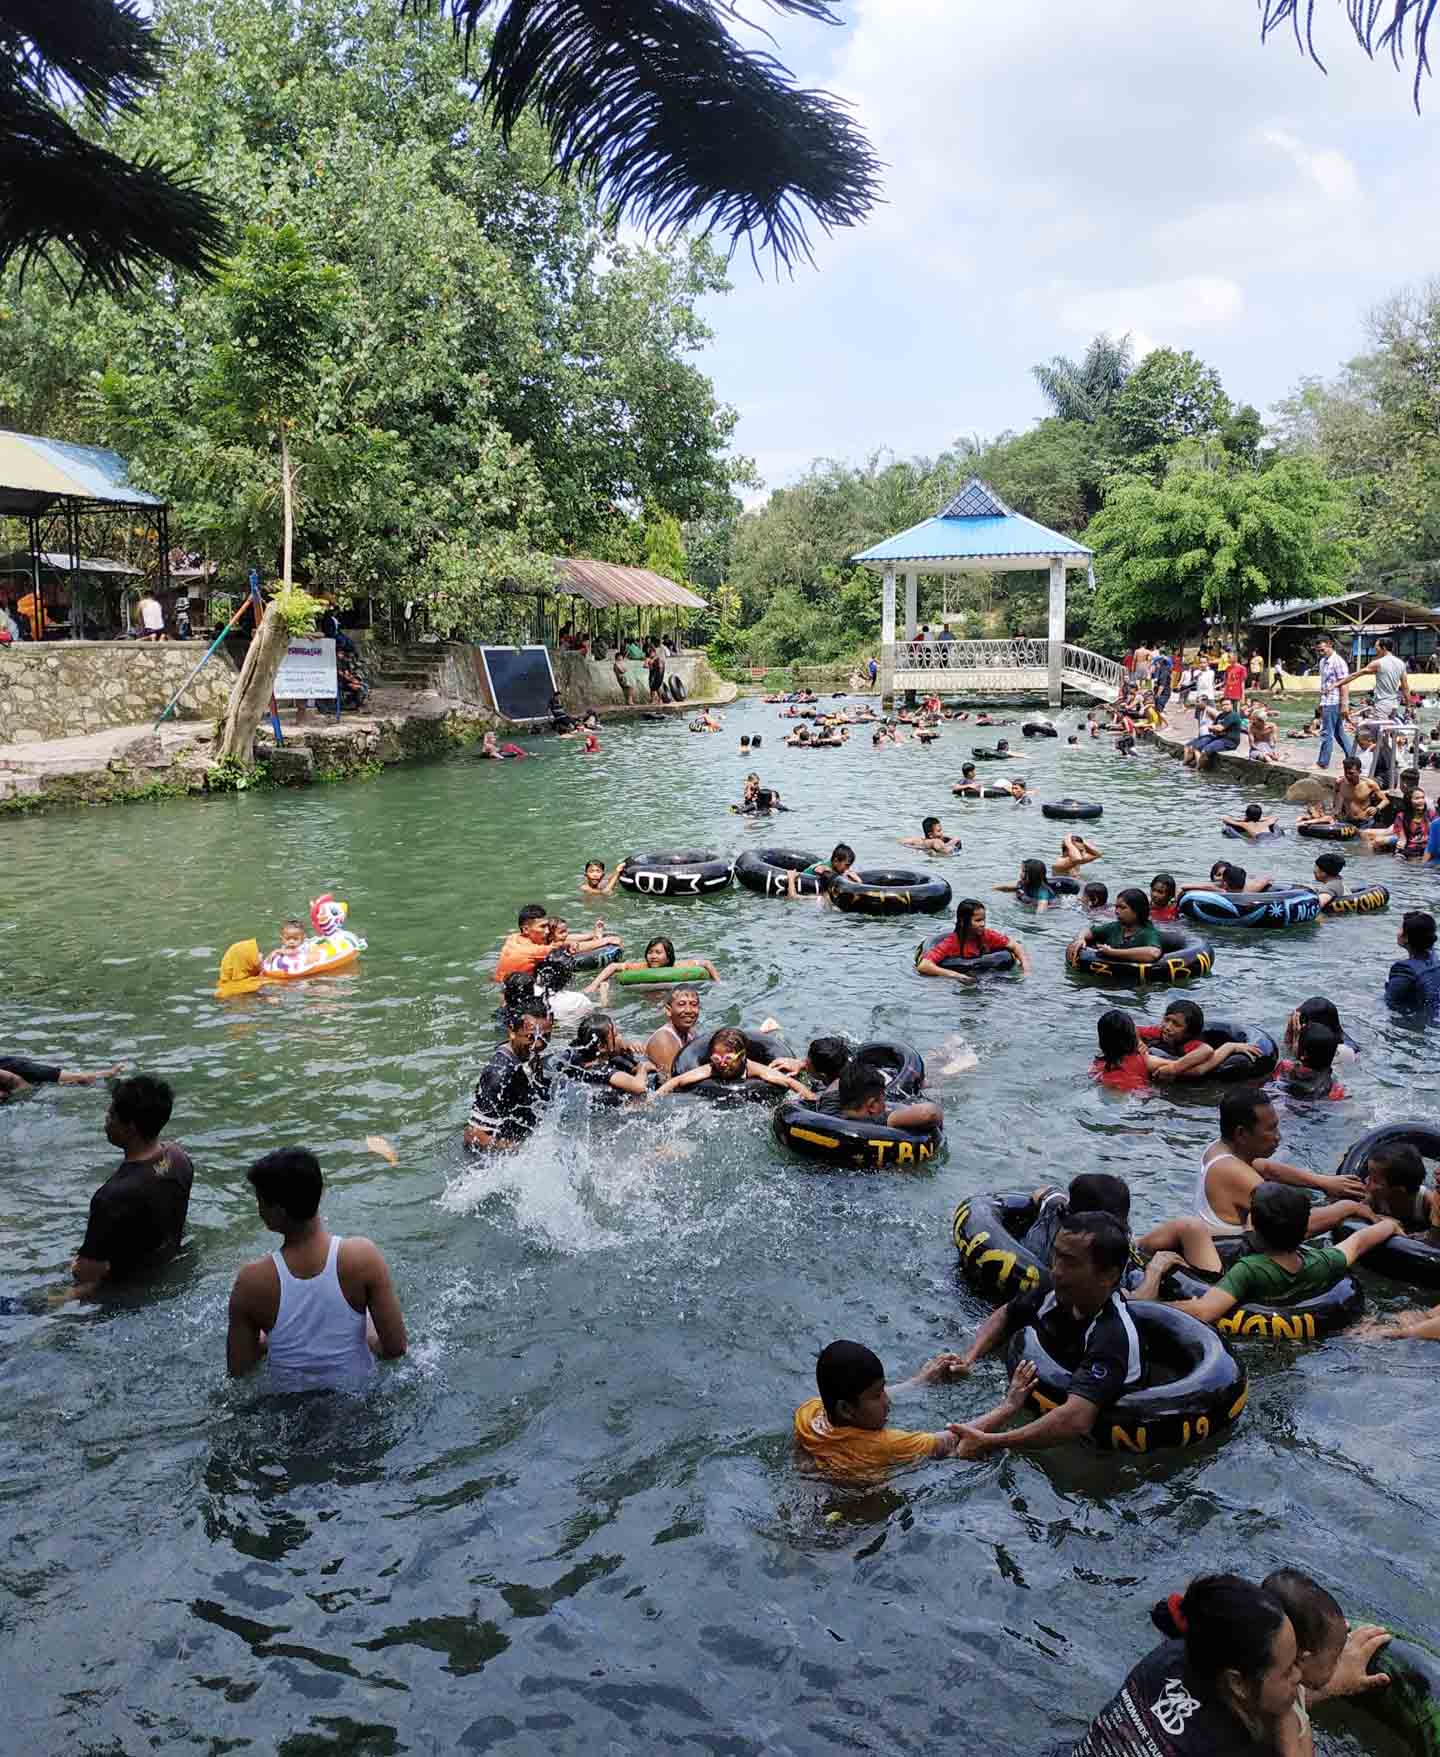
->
[1061,644,1126,694]
[892,637,1048,671]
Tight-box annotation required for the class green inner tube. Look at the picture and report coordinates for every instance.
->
[612,964,712,986]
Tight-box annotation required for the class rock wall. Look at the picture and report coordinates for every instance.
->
[420,644,726,713]
[0,642,238,745]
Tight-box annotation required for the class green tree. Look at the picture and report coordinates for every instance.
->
[1108,347,1230,472]
[643,508,688,584]
[1087,455,1351,652]
[1031,333,1134,424]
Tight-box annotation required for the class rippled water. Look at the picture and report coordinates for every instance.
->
[1,698,1435,1754]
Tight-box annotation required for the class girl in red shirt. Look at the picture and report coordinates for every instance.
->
[1148,872,1179,921]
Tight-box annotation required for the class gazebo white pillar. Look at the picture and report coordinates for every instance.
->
[880,564,896,701]
[1047,556,1066,706]
[903,571,918,641]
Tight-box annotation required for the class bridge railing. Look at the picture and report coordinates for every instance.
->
[893,638,1048,671]
[1061,643,1125,695]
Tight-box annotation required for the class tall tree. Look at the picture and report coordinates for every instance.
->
[1259,0,1439,105]
[1108,347,1230,475]
[1031,333,1134,425]
[1086,455,1350,652]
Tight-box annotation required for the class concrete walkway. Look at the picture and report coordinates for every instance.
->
[1148,713,1440,807]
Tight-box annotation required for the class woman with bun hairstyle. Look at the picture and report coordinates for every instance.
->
[1046,1574,1304,1754]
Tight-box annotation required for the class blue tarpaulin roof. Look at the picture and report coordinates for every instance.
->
[0,429,166,517]
[853,476,1092,569]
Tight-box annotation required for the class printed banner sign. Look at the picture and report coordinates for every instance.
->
[273,637,338,700]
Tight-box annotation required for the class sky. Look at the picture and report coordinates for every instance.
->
[697,0,1440,501]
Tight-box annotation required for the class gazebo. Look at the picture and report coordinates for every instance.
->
[853,477,1094,704]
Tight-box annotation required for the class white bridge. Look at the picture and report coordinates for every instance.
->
[885,638,1124,704]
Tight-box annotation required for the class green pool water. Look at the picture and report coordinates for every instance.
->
[1,699,1434,1753]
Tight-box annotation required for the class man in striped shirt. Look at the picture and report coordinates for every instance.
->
[1315,635,1355,769]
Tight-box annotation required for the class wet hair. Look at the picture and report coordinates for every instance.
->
[708,1027,748,1071]
[1082,881,1109,908]
[1262,1570,1345,1659]
[1219,1086,1271,1141]
[666,986,701,1009]
[1163,998,1204,1036]
[110,1073,173,1141]
[740,735,750,749]
[961,762,976,778]
[830,843,855,870]
[816,1340,884,1422]
[533,950,575,996]
[248,1147,323,1221]
[583,860,605,877]
[572,1012,617,1057]
[751,734,762,747]
[1150,872,1177,905]
[1401,910,1437,954]
[1115,886,1151,923]
[501,969,540,1009]
[503,998,551,1031]
[1018,858,1049,893]
[1009,776,1027,791]
[953,896,986,941]
[1095,1008,1140,1069]
[996,739,1010,752]
[1295,996,1342,1037]
[1314,853,1345,878]
[1056,1210,1130,1274]
[1068,1173,1131,1224]
[755,788,776,808]
[1244,802,1263,822]
[1249,1180,1312,1252]
[518,903,546,929]
[1222,863,1248,889]
[807,1036,851,1081]
[1343,756,1361,774]
[922,816,941,836]
[282,916,305,933]
[1366,1141,1425,1192]
[836,1058,886,1112]
[645,936,676,966]
[1296,1022,1338,1071]
[1150,1576,1289,1693]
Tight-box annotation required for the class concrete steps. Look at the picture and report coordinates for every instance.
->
[375,646,448,691]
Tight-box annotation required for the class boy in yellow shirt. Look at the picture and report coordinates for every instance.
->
[793,1339,1034,1479]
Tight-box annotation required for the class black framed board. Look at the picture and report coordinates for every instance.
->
[479,645,558,721]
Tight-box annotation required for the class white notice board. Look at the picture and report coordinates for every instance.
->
[273,637,338,700]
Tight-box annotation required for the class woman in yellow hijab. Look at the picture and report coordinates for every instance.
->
[215,939,271,998]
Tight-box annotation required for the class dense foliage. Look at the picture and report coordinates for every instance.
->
[0,0,746,633]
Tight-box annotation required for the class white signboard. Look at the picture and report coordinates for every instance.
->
[273,637,338,700]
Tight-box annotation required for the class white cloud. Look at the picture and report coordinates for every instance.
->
[1056,277,1244,339]
[1259,126,1361,198]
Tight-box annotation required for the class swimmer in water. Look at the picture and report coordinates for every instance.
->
[581,860,622,898]
[652,1026,813,1099]
[917,898,1032,981]
[995,858,1061,910]
[261,917,309,973]
[1008,777,1030,805]
[1179,860,1273,898]
[1148,872,1179,921]
[785,841,856,901]
[899,816,961,855]
[1080,880,1108,911]
[1221,802,1281,838]
[1051,833,1102,875]
[952,762,982,796]
[586,935,719,995]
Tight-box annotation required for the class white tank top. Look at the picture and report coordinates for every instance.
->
[266,1235,376,1392]
[1194,1144,1249,1236]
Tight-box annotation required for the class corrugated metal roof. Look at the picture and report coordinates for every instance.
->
[555,557,707,611]
[0,549,142,576]
[0,430,166,515]
[854,511,1093,566]
[1248,590,1440,627]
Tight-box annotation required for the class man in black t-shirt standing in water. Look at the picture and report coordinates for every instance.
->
[464,1002,554,1152]
[947,1211,1145,1458]
[70,1075,194,1297]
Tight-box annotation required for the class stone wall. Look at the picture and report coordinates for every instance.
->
[422,644,725,713]
[0,642,238,745]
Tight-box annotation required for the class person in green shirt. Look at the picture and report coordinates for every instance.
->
[1134,1180,1399,1324]
[1066,886,1162,967]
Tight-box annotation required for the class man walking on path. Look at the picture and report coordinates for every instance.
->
[1315,635,1355,770]
[226,1148,408,1389]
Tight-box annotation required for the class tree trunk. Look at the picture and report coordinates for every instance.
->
[216,601,290,764]
[280,427,294,587]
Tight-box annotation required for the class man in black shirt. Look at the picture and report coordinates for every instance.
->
[463,1001,554,1152]
[948,1210,1143,1457]
[71,1074,194,1294]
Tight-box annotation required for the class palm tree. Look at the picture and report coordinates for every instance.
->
[3,0,880,297]
[1031,333,1135,425]
[0,0,227,293]
[1260,0,1435,106]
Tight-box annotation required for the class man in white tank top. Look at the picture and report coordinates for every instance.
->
[1140,1090,1371,1275]
[226,1148,407,1392]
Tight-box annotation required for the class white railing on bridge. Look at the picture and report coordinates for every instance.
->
[1060,643,1126,696]
[893,638,1048,671]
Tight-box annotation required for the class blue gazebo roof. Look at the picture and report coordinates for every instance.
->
[853,477,1092,571]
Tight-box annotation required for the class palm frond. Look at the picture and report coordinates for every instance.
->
[0,0,227,293]
[1260,0,1437,105]
[435,0,881,269]
[0,86,228,294]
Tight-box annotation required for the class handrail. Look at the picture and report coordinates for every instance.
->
[893,638,1048,670]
